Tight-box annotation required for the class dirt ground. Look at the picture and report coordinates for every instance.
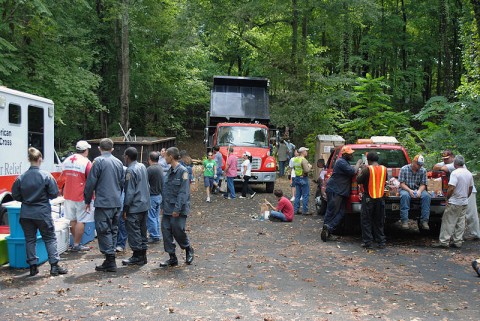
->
[1,175,480,321]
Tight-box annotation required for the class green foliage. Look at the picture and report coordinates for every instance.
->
[340,73,411,142]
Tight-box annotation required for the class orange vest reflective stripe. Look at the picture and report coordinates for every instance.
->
[368,165,387,198]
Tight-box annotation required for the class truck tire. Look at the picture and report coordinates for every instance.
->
[316,197,327,216]
[265,182,274,193]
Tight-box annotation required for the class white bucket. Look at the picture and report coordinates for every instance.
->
[264,211,270,220]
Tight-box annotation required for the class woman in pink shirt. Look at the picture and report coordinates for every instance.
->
[223,146,238,199]
[267,189,294,222]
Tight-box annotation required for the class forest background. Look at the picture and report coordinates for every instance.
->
[1,0,479,171]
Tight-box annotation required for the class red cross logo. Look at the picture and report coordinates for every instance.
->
[70,155,78,163]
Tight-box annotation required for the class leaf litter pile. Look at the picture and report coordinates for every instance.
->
[1,177,479,320]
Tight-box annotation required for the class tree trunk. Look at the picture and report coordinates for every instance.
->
[119,0,130,134]
[400,0,407,71]
[291,0,298,75]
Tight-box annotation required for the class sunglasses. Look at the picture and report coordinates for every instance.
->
[208,154,213,156]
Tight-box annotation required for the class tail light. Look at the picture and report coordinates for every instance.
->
[351,179,359,195]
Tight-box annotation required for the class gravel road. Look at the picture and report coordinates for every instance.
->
[1,177,479,321]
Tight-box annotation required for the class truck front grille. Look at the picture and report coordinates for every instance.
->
[237,157,261,171]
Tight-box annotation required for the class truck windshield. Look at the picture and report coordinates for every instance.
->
[350,148,409,168]
[217,126,268,147]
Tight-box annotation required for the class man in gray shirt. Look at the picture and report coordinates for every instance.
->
[121,147,151,265]
[84,138,125,272]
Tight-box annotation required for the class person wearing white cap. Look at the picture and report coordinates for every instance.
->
[62,140,93,252]
[398,154,431,230]
[240,151,256,199]
[292,147,312,215]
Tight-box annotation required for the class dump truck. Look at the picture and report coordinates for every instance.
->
[204,76,277,192]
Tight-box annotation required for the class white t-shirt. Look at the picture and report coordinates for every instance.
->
[448,167,474,206]
[289,157,296,178]
[242,159,252,176]
[436,161,477,193]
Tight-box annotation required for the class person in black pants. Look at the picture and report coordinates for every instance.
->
[240,152,256,199]
[11,147,68,276]
[356,152,387,249]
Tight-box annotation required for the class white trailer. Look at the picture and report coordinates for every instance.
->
[0,87,63,224]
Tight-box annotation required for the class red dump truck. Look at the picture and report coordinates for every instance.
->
[204,76,277,192]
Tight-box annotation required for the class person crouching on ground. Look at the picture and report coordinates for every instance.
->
[11,147,68,276]
[266,189,294,222]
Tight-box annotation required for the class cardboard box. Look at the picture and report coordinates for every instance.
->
[427,178,443,194]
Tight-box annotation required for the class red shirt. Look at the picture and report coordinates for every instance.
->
[62,153,92,202]
[277,196,294,221]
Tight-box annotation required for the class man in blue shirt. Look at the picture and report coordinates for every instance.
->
[321,146,362,242]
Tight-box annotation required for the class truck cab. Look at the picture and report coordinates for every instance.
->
[205,76,276,192]
[0,87,64,224]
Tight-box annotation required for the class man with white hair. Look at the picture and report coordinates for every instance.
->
[432,155,473,248]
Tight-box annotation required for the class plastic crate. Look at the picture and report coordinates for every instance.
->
[0,234,8,265]
[69,221,96,246]
[5,203,40,239]
[6,235,48,268]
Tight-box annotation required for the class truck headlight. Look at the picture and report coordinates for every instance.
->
[265,162,275,168]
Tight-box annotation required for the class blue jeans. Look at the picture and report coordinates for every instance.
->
[279,161,287,177]
[294,176,310,214]
[223,176,236,199]
[323,192,348,232]
[214,169,223,185]
[399,189,431,223]
[116,215,127,249]
[147,194,162,240]
[270,210,288,222]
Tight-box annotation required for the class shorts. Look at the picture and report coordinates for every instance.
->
[204,176,215,188]
[64,199,92,222]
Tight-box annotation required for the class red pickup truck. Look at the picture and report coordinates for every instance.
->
[317,138,448,234]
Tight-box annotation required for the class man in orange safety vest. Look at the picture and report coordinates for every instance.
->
[356,152,387,249]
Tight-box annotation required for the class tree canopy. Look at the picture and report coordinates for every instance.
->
[1,0,479,170]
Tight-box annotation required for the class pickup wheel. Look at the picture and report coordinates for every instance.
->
[316,197,327,216]
[265,182,274,193]
[417,220,441,236]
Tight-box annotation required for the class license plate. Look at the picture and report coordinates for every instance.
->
[391,204,400,211]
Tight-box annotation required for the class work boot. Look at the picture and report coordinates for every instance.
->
[122,250,146,266]
[142,249,148,264]
[185,246,194,265]
[50,263,68,276]
[29,264,39,277]
[159,253,178,267]
[95,254,117,272]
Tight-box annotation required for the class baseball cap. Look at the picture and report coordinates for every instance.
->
[441,150,453,159]
[298,147,309,152]
[413,154,425,166]
[76,140,91,151]
[243,151,251,157]
[341,146,354,154]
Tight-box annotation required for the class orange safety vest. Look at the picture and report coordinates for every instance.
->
[368,165,387,199]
